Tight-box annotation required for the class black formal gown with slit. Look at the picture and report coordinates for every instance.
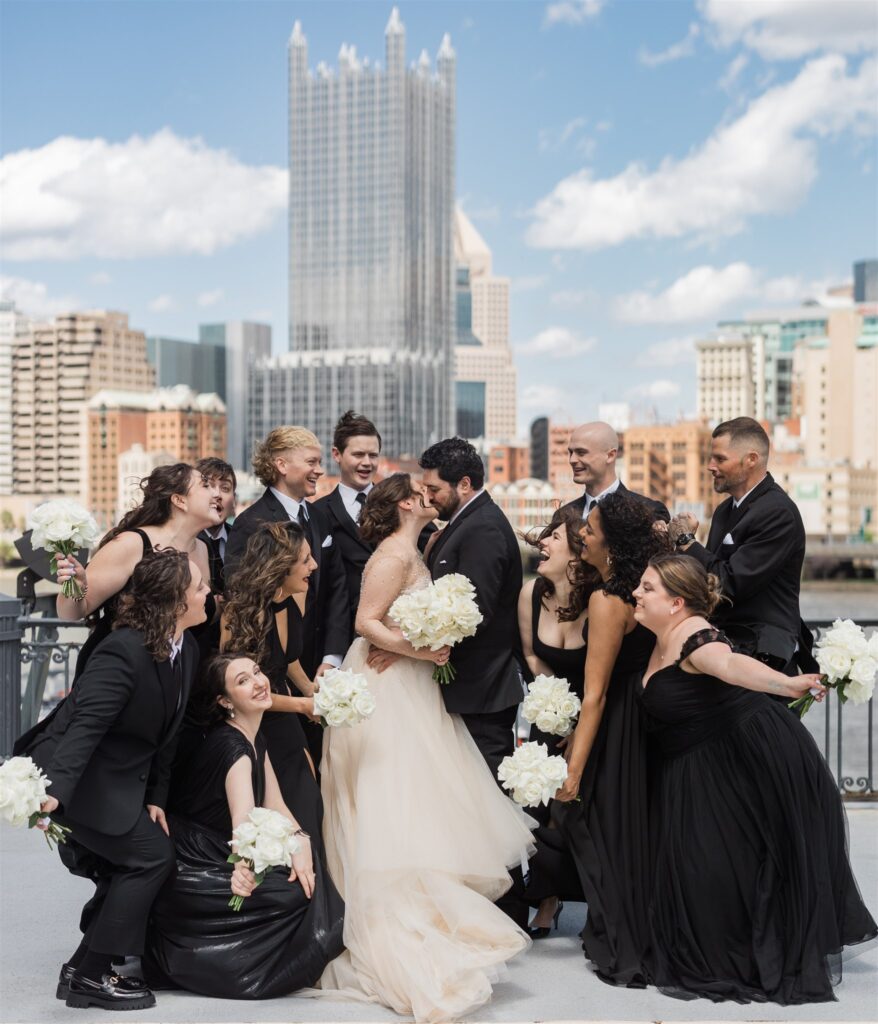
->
[144,726,345,999]
[638,628,876,1004]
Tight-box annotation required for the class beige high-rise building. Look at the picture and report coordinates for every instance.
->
[696,332,758,424]
[623,420,718,518]
[772,452,875,540]
[0,301,30,497]
[453,207,517,442]
[12,311,155,502]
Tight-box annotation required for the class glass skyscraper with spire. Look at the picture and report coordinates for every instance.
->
[277,7,456,460]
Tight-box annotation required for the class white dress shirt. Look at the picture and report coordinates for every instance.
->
[732,478,765,509]
[582,476,620,516]
[204,522,228,561]
[338,481,372,522]
[270,487,309,522]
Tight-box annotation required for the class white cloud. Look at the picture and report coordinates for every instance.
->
[0,275,79,318]
[197,288,224,308]
[639,23,700,68]
[719,53,749,92]
[628,379,681,400]
[89,271,111,285]
[539,117,594,156]
[0,128,287,261]
[544,0,604,28]
[700,0,878,60]
[527,55,877,251]
[511,274,549,293]
[635,336,697,368]
[517,326,597,359]
[615,262,843,324]
[148,294,175,312]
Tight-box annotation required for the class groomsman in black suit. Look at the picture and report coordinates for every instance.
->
[225,426,350,684]
[16,551,205,1011]
[316,411,437,637]
[669,417,814,673]
[562,421,670,523]
[194,457,237,597]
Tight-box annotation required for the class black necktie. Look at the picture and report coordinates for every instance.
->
[354,492,367,520]
[296,503,308,527]
[206,535,224,592]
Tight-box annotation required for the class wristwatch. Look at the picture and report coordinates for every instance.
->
[674,532,695,549]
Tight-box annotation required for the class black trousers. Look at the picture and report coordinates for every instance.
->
[459,704,529,929]
[56,808,175,956]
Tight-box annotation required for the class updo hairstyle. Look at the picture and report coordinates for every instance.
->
[647,553,726,617]
[358,473,416,544]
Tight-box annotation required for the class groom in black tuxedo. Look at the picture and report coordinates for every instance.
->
[561,421,670,524]
[669,416,815,674]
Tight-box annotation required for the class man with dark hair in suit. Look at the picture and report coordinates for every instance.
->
[194,457,237,596]
[561,421,670,523]
[669,416,814,674]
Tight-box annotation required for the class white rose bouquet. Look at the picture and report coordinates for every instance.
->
[313,668,376,727]
[227,807,301,911]
[389,572,483,684]
[790,619,878,717]
[28,499,99,600]
[497,741,569,808]
[0,756,70,848]
[522,674,581,737]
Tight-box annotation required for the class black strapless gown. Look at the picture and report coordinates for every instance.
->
[638,628,877,1004]
[555,619,655,985]
[144,727,345,999]
[260,595,324,846]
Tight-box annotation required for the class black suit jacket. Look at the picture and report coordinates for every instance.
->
[18,628,196,836]
[426,491,524,716]
[687,474,807,664]
[562,481,670,523]
[225,488,350,675]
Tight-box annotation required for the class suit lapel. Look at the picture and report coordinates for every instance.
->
[427,491,491,571]
[329,487,372,553]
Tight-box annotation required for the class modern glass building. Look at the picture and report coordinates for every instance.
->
[146,336,226,400]
[854,259,878,303]
[285,8,456,460]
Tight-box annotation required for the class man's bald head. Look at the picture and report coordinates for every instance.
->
[568,421,619,494]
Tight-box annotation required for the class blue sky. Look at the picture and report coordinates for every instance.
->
[2,0,876,432]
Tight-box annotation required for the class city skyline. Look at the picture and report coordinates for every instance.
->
[1,1,876,433]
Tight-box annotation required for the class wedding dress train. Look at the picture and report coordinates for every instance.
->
[314,637,534,1023]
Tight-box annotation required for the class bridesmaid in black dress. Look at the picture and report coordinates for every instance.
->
[145,654,345,999]
[518,507,593,935]
[633,553,876,1004]
[553,492,667,986]
[222,521,324,844]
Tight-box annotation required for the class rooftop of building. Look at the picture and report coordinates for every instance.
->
[87,384,226,413]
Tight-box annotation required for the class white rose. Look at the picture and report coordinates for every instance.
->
[817,645,852,683]
[258,812,293,841]
[352,690,376,718]
[848,655,877,689]
[558,696,580,719]
[325,707,347,727]
[844,674,875,705]
[535,710,560,734]
[252,837,286,874]
[867,633,878,659]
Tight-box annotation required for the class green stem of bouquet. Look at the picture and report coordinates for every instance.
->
[788,676,841,718]
[49,541,85,601]
[433,662,456,685]
[226,854,266,910]
[27,812,71,850]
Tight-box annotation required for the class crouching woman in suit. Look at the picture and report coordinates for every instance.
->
[19,549,208,1012]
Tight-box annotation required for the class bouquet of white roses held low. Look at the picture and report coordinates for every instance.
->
[790,618,878,717]
[522,674,582,737]
[28,499,99,600]
[389,572,483,685]
[497,741,569,808]
[0,756,70,849]
[312,668,376,727]
[227,807,301,911]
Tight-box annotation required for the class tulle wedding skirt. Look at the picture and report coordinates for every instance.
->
[312,638,534,1023]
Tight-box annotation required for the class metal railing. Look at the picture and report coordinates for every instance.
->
[0,594,875,798]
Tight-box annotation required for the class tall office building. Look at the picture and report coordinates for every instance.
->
[696,332,757,423]
[200,321,271,471]
[147,335,226,400]
[0,301,30,496]
[286,9,456,460]
[854,259,878,303]
[12,311,154,502]
[453,208,517,443]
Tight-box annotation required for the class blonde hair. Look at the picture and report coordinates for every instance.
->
[252,426,321,486]
[648,554,725,617]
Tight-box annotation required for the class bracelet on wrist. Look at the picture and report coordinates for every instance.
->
[74,583,89,602]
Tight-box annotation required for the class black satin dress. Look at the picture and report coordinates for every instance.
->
[260,595,324,846]
[144,726,345,999]
[555,617,655,985]
[639,628,877,1004]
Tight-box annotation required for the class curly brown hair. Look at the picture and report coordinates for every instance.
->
[358,473,416,544]
[222,521,306,664]
[527,506,598,622]
[592,492,670,606]
[100,463,200,548]
[189,652,249,728]
[114,548,192,659]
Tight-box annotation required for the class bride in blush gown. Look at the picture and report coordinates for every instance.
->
[313,473,535,1024]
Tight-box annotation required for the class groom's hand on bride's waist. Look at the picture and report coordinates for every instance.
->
[366,645,401,673]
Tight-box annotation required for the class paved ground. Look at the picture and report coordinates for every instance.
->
[1,806,876,1024]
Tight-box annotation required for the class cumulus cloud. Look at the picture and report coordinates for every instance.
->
[0,275,79,318]
[628,379,681,400]
[0,128,288,261]
[700,0,877,60]
[518,326,597,358]
[719,53,749,92]
[639,23,700,68]
[197,288,224,308]
[544,0,604,28]
[635,336,697,368]
[527,55,877,250]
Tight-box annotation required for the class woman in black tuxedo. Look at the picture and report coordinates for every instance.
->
[22,549,209,1012]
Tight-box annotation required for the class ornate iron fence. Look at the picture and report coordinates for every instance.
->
[0,595,875,798]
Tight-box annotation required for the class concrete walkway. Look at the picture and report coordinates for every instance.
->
[1,807,876,1024]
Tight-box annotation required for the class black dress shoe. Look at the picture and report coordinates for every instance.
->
[56,963,75,1001]
[65,971,156,1011]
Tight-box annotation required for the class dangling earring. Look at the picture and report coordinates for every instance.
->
[606,553,614,573]
[225,704,235,719]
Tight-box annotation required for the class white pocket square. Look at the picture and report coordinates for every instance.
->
[321,535,333,548]
[722,532,734,545]
[439,560,447,565]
